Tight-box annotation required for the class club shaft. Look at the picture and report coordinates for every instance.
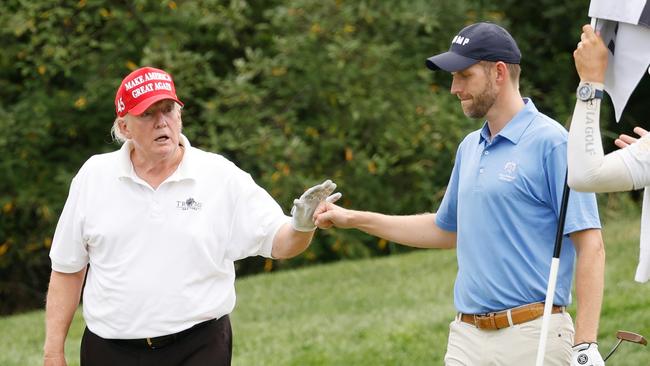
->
[536,172,570,366]
[535,258,560,366]
[603,339,623,361]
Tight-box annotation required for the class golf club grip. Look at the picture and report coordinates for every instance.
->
[552,171,570,258]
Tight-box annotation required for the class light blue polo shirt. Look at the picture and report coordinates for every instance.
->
[436,99,601,314]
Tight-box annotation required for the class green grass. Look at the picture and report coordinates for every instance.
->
[2,217,649,365]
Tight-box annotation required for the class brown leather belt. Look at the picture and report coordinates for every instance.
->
[459,302,564,330]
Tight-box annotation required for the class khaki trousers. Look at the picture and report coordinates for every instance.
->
[444,312,574,365]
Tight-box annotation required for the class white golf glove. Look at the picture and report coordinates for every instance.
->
[571,343,605,366]
[291,179,341,232]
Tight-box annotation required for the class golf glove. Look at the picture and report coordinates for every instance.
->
[291,179,341,232]
[571,343,605,366]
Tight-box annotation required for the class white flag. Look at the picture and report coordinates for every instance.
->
[588,0,650,121]
[589,0,650,25]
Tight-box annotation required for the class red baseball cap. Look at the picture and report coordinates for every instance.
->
[114,66,184,117]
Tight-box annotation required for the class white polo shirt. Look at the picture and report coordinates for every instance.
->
[50,135,290,338]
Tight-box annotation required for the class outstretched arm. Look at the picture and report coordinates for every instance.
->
[567,24,634,193]
[271,223,316,259]
[313,202,456,249]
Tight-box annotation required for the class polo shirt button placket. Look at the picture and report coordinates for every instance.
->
[150,195,163,220]
[478,145,489,174]
[479,147,489,175]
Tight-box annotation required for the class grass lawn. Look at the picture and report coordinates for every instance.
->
[1,215,649,365]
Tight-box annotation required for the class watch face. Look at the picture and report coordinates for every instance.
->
[578,84,592,100]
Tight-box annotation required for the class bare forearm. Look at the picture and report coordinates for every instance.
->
[271,223,315,259]
[349,211,456,249]
[573,233,605,344]
[44,269,86,356]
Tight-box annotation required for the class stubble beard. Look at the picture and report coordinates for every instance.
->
[462,79,497,119]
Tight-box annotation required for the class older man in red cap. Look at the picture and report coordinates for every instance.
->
[43,66,340,366]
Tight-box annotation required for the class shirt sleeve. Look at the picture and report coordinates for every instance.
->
[615,133,650,190]
[226,172,290,260]
[545,142,601,235]
[49,173,90,273]
[567,98,634,192]
[436,146,462,232]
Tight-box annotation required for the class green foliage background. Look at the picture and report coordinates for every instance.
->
[0,0,647,314]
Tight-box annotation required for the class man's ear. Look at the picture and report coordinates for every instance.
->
[494,61,509,85]
[118,118,131,139]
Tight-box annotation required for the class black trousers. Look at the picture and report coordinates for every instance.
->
[80,315,232,366]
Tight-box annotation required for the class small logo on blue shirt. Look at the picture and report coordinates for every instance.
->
[498,161,517,182]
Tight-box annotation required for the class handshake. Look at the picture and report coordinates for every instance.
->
[291,179,343,232]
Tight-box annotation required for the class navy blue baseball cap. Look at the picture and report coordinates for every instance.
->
[426,22,521,72]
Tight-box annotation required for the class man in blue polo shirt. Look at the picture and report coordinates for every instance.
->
[314,22,605,365]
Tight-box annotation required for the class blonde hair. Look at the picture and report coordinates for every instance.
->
[110,116,127,144]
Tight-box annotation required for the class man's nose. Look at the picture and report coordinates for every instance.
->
[153,112,168,127]
[450,77,461,95]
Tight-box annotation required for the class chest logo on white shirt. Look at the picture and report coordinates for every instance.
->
[498,161,517,182]
[176,197,202,211]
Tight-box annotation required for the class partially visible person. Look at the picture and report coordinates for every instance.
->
[568,24,650,285]
[315,22,605,366]
[43,66,340,366]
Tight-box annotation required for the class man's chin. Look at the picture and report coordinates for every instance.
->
[462,108,485,119]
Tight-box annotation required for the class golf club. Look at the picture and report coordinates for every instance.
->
[603,330,647,361]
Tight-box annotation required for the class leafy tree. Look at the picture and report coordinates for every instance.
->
[1,0,645,314]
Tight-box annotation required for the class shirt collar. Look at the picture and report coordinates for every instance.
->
[479,98,537,145]
[116,134,196,183]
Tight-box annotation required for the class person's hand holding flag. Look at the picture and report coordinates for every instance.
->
[574,24,609,83]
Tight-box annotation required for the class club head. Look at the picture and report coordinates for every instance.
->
[616,331,647,346]
[603,330,647,362]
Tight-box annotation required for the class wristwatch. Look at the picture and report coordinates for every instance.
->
[576,82,604,102]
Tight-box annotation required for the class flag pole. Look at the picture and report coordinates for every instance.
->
[534,172,571,366]
[534,17,597,366]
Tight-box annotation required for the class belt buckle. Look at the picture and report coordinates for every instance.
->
[474,312,496,329]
